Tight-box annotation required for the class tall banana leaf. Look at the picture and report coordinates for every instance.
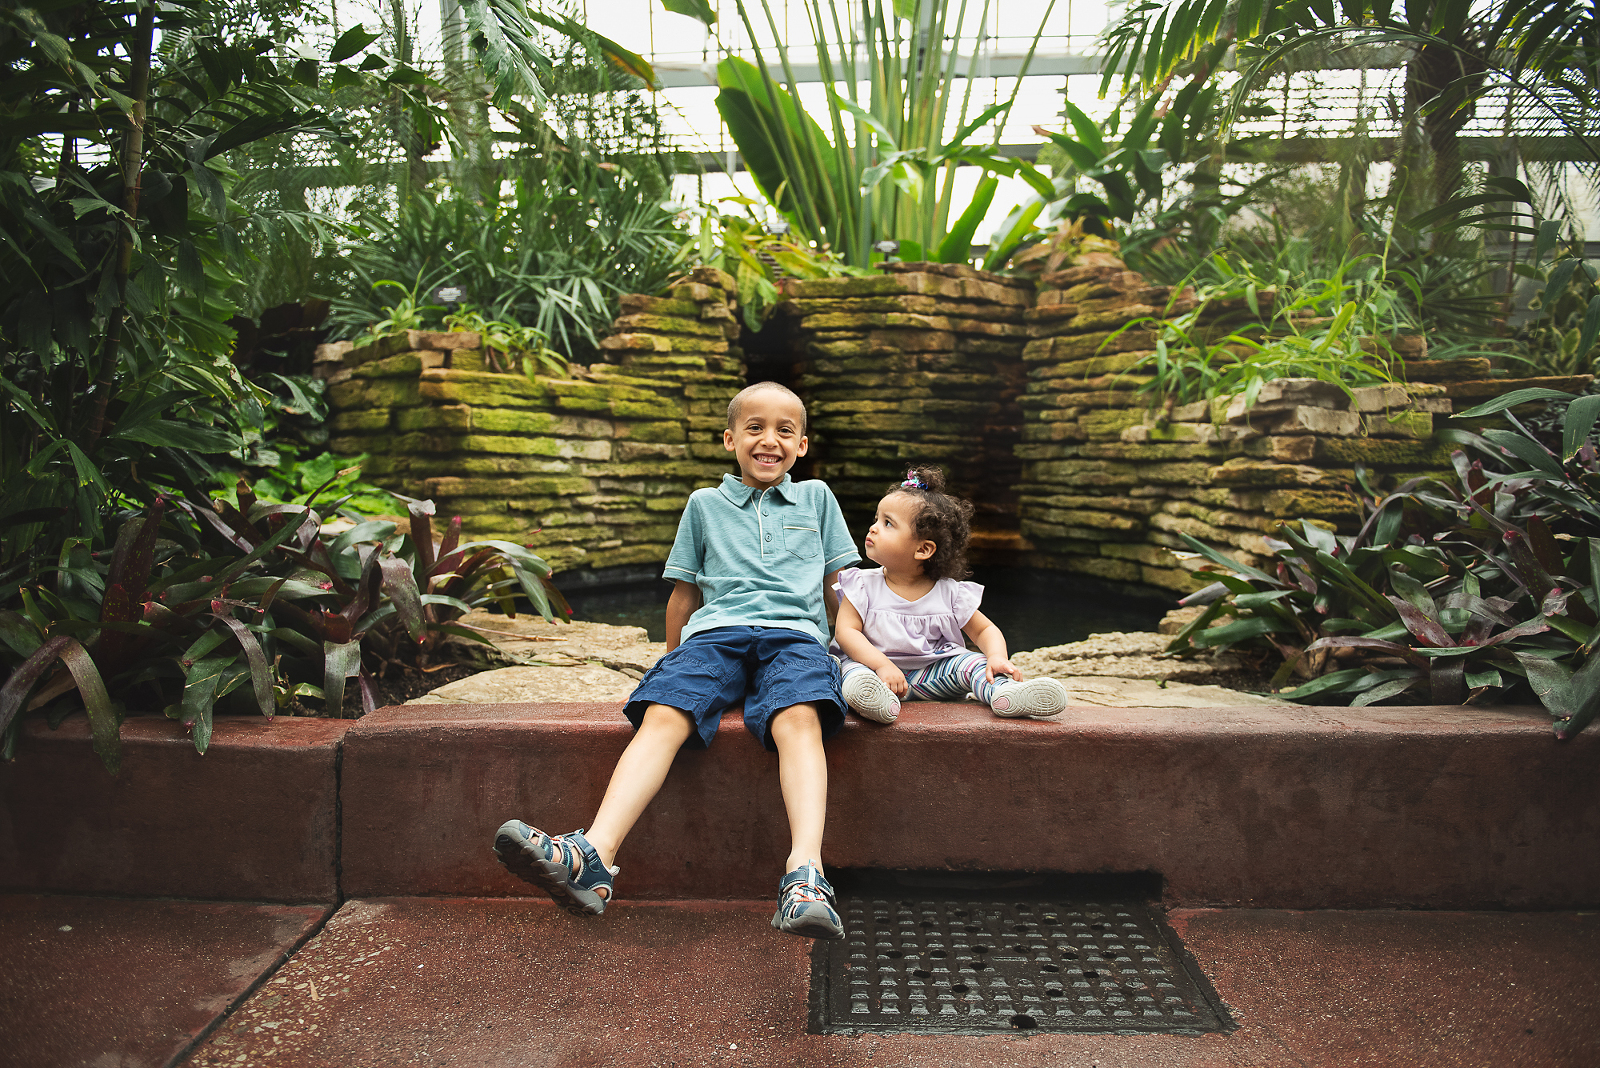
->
[697,0,1056,266]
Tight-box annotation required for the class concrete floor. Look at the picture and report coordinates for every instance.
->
[5,894,1597,1068]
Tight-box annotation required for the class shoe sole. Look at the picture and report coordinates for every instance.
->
[771,908,845,940]
[992,678,1068,719]
[493,822,608,917]
[843,672,899,723]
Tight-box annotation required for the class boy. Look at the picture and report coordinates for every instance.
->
[492,382,859,939]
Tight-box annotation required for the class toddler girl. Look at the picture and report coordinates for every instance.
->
[830,466,1069,723]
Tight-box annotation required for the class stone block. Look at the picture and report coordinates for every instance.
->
[615,420,686,444]
[314,340,353,365]
[1208,459,1353,487]
[600,333,674,354]
[1080,441,1222,462]
[618,294,700,317]
[1350,384,1411,411]
[1406,358,1491,381]
[1033,372,1156,395]
[689,265,737,292]
[329,377,421,410]
[410,330,481,351]
[1098,542,1181,567]
[446,349,487,373]
[1261,489,1362,518]
[1365,411,1434,439]
[1021,422,1089,443]
[343,333,411,366]
[423,476,596,498]
[1222,379,1348,421]
[347,354,419,378]
[616,442,687,462]
[667,282,717,303]
[611,312,725,337]
[1029,350,1152,380]
[1256,406,1363,436]
[1021,329,1158,364]
[1142,565,1211,593]
[331,409,391,433]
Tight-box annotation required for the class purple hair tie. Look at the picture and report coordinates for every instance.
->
[901,470,927,490]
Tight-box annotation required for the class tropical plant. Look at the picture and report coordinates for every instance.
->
[1096,0,1600,183]
[1167,389,1600,738]
[1110,250,1407,409]
[216,452,402,518]
[0,0,564,599]
[443,305,564,377]
[0,481,563,772]
[990,79,1282,270]
[670,0,1058,266]
[685,208,872,331]
[322,154,684,361]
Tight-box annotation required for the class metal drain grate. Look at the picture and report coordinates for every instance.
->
[808,894,1233,1035]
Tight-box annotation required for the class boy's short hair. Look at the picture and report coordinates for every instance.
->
[727,382,807,433]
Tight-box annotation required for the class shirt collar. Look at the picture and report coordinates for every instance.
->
[717,472,799,506]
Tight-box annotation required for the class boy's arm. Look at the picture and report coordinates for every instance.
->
[664,580,702,652]
[824,568,843,627]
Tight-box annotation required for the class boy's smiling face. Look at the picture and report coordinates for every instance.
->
[724,387,809,488]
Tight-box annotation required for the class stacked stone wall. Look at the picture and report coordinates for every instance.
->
[320,268,744,572]
[1017,256,1593,593]
[784,264,1034,544]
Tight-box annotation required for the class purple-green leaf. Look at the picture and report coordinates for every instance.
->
[0,635,118,772]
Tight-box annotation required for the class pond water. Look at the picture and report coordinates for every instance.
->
[560,567,1173,651]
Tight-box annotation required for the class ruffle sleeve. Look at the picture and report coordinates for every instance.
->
[833,566,872,612]
[947,579,984,628]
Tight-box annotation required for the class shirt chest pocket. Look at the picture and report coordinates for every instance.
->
[780,510,821,559]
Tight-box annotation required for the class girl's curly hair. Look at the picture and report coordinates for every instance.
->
[888,465,973,581]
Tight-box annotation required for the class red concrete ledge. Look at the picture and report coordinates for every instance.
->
[0,716,349,903]
[339,700,1600,909]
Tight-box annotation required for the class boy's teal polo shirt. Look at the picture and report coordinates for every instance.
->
[663,473,859,647]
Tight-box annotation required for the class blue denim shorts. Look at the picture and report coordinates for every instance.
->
[623,626,846,751]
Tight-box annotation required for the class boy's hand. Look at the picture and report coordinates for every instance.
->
[876,663,909,697]
[986,656,1020,683]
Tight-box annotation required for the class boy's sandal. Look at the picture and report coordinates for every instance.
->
[771,861,845,940]
[493,821,618,917]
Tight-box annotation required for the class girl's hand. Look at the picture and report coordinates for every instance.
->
[876,663,909,697]
[986,656,1020,683]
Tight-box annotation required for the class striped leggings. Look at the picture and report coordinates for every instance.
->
[844,650,1000,704]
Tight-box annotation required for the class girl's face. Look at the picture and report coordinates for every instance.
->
[864,492,935,573]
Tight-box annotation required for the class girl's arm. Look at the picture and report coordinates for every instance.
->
[664,580,702,652]
[834,593,909,696]
[962,610,1021,682]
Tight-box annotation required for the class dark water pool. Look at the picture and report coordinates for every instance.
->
[559,567,1173,650]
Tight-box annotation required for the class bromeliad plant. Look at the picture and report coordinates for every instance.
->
[0,482,563,773]
[1167,389,1600,738]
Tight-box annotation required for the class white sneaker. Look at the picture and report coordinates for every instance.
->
[988,677,1067,719]
[842,669,900,723]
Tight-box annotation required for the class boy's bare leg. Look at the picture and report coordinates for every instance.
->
[582,702,694,870]
[769,702,828,873]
